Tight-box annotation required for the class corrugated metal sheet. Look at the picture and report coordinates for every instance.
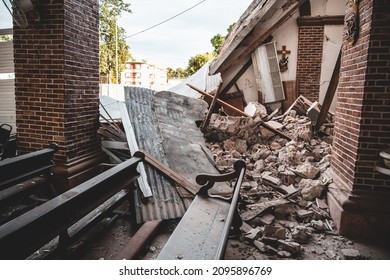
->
[125,87,191,223]
[0,40,16,131]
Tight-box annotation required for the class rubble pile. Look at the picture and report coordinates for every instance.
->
[204,107,363,259]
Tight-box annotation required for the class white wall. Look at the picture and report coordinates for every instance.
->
[319,25,344,112]
[271,13,300,81]
[311,0,344,16]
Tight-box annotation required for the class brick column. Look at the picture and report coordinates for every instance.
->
[327,0,390,241]
[296,20,324,102]
[13,0,105,190]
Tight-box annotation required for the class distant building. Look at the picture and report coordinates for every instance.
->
[121,61,167,91]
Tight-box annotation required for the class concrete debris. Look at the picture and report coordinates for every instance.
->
[311,220,325,231]
[263,225,288,240]
[244,101,268,119]
[294,162,320,179]
[325,250,336,259]
[203,99,337,259]
[243,227,263,241]
[277,240,302,255]
[299,179,324,201]
[277,250,292,258]
[341,248,361,259]
[296,209,314,219]
[291,226,312,244]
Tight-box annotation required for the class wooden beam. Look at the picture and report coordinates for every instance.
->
[188,83,251,117]
[215,0,306,75]
[219,59,252,98]
[210,0,278,75]
[200,81,223,132]
[141,149,199,196]
[316,50,341,130]
[114,220,163,260]
[187,84,292,141]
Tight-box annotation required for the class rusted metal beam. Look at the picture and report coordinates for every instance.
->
[115,220,163,260]
[187,84,292,141]
[141,149,199,196]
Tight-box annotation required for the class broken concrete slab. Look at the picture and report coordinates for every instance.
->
[296,209,314,219]
[277,240,302,255]
[241,198,289,221]
[299,179,324,201]
[294,162,320,179]
[341,248,360,259]
[291,226,312,244]
[263,225,288,240]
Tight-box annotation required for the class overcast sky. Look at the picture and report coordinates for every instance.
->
[0,0,253,68]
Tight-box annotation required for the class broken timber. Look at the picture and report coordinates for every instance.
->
[187,83,292,141]
[157,160,246,260]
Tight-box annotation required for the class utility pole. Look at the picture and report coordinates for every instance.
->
[115,17,119,84]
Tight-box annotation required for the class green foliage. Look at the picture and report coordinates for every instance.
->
[0,35,12,42]
[99,0,132,84]
[166,67,188,79]
[210,22,235,55]
[186,53,215,76]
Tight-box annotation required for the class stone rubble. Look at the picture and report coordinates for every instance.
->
[204,107,369,260]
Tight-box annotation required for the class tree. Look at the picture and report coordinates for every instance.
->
[99,0,132,84]
[0,35,12,42]
[210,22,236,55]
[186,53,214,76]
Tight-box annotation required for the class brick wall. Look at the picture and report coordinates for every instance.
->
[13,0,100,161]
[331,0,390,191]
[296,24,324,102]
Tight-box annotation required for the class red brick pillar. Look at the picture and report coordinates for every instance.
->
[327,0,390,241]
[296,20,324,102]
[13,0,105,190]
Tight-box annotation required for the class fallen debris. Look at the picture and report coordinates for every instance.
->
[202,94,338,259]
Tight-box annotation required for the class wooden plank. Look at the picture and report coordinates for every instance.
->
[141,149,199,196]
[114,220,162,260]
[101,140,128,150]
[118,102,152,198]
[214,0,307,75]
[187,83,292,141]
[219,59,252,98]
[200,81,223,132]
[282,81,297,113]
[210,0,278,75]
[316,50,341,130]
[188,83,251,117]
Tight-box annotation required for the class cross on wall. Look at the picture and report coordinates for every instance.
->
[277,45,290,72]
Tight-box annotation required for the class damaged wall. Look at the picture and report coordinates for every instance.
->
[218,0,344,110]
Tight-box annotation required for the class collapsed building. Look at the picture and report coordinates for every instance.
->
[0,0,389,260]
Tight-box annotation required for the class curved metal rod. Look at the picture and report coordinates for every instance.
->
[196,159,246,199]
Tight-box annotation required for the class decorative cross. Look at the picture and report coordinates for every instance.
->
[277,45,290,72]
[277,45,291,59]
